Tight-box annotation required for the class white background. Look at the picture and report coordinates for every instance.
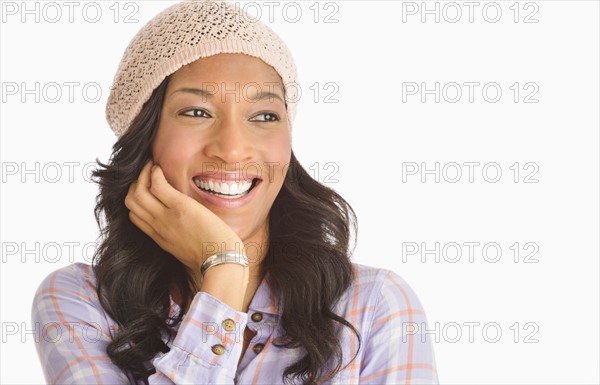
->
[1,0,599,383]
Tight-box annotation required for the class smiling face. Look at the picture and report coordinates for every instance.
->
[151,53,292,245]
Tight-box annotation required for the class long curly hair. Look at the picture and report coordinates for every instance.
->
[91,75,361,384]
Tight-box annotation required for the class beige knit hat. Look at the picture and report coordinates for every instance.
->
[106,0,298,138]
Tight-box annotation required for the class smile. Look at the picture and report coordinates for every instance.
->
[193,177,260,199]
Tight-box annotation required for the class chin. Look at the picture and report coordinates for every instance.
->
[219,216,249,238]
[232,219,266,242]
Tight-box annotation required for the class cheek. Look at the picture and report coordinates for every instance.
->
[261,133,291,184]
[152,127,196,186]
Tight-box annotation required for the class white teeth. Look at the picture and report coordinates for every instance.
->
[229,181,252,194]
[193,178,253,196]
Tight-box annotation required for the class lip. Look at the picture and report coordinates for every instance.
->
[190,177,262,209]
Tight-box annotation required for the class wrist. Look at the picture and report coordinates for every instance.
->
[200,264,249,311]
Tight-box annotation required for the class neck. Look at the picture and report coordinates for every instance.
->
[240,222,269,310]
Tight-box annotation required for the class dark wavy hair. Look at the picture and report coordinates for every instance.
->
[91,75,361,385]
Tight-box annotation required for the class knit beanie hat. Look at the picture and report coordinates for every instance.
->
[106,0,298,138]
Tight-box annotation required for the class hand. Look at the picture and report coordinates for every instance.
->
[124,160,243,273]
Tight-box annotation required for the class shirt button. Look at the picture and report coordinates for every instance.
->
[211,344,225,355]
[222,318,236,331]
[253,343,265,354]
[251,312,263,322]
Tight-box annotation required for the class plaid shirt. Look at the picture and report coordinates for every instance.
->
[32,262,438,384]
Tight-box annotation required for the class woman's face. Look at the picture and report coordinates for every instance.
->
[151,53,291,243]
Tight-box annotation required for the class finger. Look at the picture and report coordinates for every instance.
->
[136,159,155,189]
[149,164,188,209]
[129,210,160,242]
[125,164,167,223]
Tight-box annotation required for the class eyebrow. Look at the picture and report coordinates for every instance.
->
[250,90,285,104]
[170,88,213,98]
[170,88,285,104]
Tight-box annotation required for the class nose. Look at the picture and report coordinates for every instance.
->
[203,115,253,166]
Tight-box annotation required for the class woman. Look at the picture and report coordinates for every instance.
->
[31,1,438,384]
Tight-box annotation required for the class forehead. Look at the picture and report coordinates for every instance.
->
[169,53,283,88]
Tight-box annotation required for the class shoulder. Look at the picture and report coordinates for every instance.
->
[349,264,439,382]
[33,262,97,295]
[340,262,429,324]
[350,262,422,300]
[31,262,104,323]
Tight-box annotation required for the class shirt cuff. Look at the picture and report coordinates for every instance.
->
[160,291,248,379]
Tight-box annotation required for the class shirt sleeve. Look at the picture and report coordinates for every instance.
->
[31,264,249,384]
[359,270,439,384]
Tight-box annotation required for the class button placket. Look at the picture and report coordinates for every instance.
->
[248,311,269,355]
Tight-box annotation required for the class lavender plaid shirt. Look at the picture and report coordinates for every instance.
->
[31,262,438,384]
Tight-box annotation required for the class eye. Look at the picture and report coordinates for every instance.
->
[180,108,212,118]
[250,112,280,122]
